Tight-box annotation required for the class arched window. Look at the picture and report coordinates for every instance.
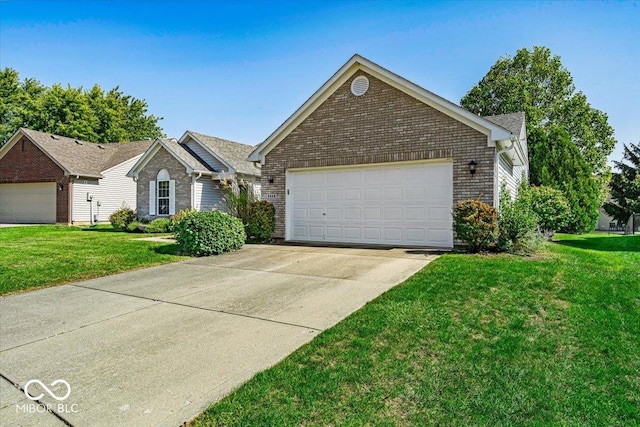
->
[149,169,174,216]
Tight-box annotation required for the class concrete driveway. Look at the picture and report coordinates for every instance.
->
[0,244,438,427]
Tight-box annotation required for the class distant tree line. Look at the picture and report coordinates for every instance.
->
[0,67,165,145]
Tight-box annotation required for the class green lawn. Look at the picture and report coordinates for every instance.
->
[193,233,640,426]
[0,225,185,295]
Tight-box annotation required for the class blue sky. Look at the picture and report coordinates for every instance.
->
[1,0,638,167]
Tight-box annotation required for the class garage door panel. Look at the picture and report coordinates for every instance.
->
[0,183,56,224]
[287,161,453,247]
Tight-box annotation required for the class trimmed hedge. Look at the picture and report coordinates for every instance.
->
[145,218,171,233]
[245,201,275,243]
[453,199,498,253]
[174,210,245,256]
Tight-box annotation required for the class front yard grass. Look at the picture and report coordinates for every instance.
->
[193,233,640,426]
[0,225,185,295]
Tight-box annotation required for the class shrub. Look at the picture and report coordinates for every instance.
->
[452,199,498,253]
[109,206,137,231]
[519,185,571,238]
[145,218,171,233]
[169,208,196,232]
[174,210,245,256]
[497,184,539,253]
[245,201,275,242]
[126,221,143,233]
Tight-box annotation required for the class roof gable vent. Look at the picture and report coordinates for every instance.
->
[350,75,369,96]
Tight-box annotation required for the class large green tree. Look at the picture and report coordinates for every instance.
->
[460,46,616,177]
[604,142,640,232]
[528,126,600,233]
[0,67,164,144]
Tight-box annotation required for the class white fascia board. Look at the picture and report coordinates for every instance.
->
[0,129,24,160]
[180,131,236,172]
[249,54,515,162]
[1,128,75,176]
[127,139,163,178]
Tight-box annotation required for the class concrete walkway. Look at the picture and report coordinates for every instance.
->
[0,245,438,427]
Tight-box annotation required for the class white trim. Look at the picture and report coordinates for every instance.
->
[248,54,515,163]
[149,181,156,214]
[127,138,210,178]
[169,180,175,215]
[286,158,453,173]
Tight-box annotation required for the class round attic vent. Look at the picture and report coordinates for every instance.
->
[350,76,369,96]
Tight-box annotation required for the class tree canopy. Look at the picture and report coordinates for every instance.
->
[0,67,165,144]
[604,142,640,229]
[528,126,600,233]
[460,46,616,176]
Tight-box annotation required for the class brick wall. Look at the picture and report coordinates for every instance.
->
[0,135,71,223]
[136,146,192,218]
[261,71,495,238]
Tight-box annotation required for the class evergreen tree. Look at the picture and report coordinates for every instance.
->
[604,142,640,232]
[529,127,600,233]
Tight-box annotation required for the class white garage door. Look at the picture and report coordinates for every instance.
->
[0,183,56,223]
[287,161,453,247]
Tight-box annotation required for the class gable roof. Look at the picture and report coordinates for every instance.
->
[484,112,528,166]
[484,112,526,137]
[181,131,260,176]
[0,128,152,178]
[128,132,260,179]
[248,54,516,163]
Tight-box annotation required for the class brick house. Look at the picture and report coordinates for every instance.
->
[248,55,528,248]
[127,131,260,219]
[0,128,151,224]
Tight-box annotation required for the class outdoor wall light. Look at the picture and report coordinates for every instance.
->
[57,183,64,191]
[268,176,274,184]
[468,160,477,176]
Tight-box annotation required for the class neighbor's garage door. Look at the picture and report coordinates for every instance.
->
[0,183,56,223]
[287,161,453,247]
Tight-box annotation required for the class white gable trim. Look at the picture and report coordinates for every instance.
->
[127,138,207,179]
[248,54,515,163]
[179,131,237,175]
[0,128,78,176]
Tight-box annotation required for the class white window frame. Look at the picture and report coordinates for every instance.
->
[154,169,175,216]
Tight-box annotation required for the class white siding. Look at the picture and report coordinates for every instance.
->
[194,179,225,211]
[183,137,228,172]
[497,154,519,201]
[71,155,141,223]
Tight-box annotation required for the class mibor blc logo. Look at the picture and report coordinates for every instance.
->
[16,379,79,414]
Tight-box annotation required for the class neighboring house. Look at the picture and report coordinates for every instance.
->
[0,128,152,224]
[127,130,260,219]
[597,192,639,233]
[248,54,528,248]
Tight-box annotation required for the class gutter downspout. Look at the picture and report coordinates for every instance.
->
[494,138,517,208]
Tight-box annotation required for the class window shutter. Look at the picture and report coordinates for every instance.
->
[169,180,175,215]
[149,181,156,215]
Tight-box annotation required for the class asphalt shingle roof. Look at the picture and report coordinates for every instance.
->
[187,131,261,176]
[483,112,526,137]
[158,138,212,173]
[21,128,152,178]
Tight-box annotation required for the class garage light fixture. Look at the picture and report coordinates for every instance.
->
[468,160,477,176]
[57,183,64,191]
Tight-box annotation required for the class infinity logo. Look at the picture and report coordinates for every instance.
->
[24,379,71,401]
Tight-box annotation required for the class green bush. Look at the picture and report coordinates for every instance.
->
[169,208,196,232]
[245,201,275,242]
[174,210,245,256]
[519,185,571,237]
[145,218,171,233]
[109,206,137,231]
[452,199,498,253]
[497,185,539,253]
[126,221,143,233]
